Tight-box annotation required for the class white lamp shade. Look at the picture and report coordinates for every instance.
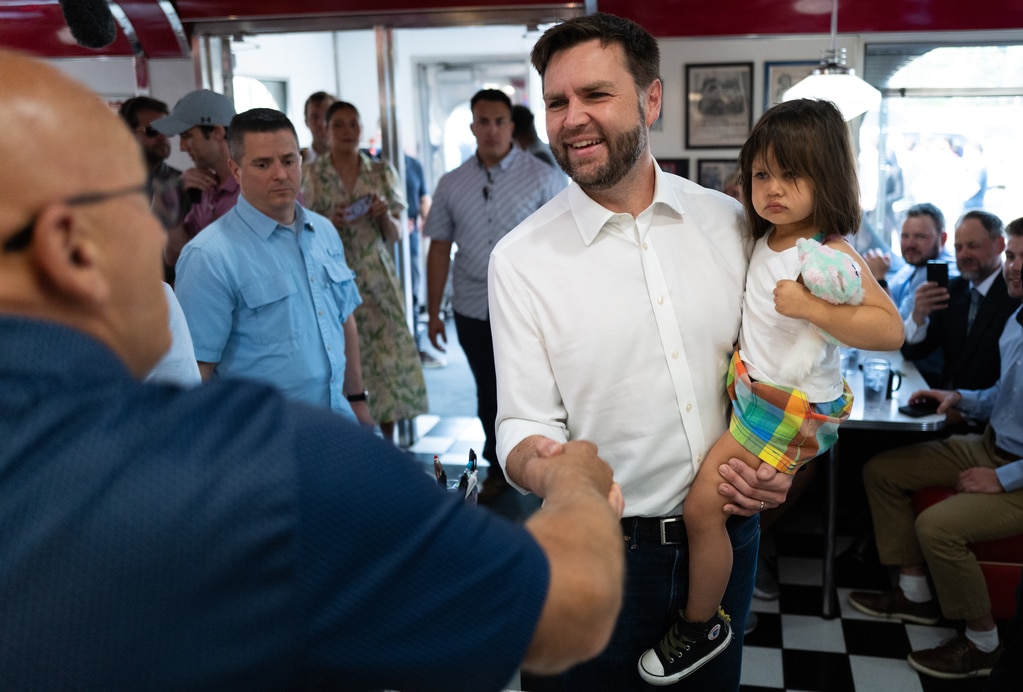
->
[782,70,882,121]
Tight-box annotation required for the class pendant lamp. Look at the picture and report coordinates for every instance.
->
[782,0,881,120]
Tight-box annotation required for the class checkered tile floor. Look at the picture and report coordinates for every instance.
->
[402,414,997,692]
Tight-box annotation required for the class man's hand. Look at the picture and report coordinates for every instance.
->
[864,248,891,282]
[717,458,793,516]
[957,467,1004,494]
[349,399,374,427]
[181,167,218,193]
[906,388,961,415]
[427,315,447,352]
[911,281,950,325]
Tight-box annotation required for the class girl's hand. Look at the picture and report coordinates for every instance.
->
[773,279,811,319]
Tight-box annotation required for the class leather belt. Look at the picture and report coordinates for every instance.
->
[621,516,686,545]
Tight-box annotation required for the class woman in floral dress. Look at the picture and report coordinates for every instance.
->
[302,100,427,441]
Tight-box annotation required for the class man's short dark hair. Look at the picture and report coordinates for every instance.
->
[304,91,336,118]
[118,96,169,129]
[511,104,536,138]
[530,13,661,92]
[227,108,298,163]
[905,203,945,234]
[1006,217,1023,238]
[959,209,1005,240]
[470,89,512,114]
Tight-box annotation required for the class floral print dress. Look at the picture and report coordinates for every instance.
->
[302,151,428,423]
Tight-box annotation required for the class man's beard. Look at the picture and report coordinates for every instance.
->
[552,104,647,191]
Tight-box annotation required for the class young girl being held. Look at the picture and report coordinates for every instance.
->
[638,98,904,686]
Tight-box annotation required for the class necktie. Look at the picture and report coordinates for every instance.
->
[967,288,982,332]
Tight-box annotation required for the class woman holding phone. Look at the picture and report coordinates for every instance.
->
[302,100,427,442]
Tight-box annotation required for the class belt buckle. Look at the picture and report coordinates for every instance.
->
[659,516,684,545]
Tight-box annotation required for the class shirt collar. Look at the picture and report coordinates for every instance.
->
[477,145,520,173]
[567,160,684,246]
[972,266,1001,296]
[234,194,310,240]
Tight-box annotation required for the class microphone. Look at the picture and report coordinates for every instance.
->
[58,0,118,50]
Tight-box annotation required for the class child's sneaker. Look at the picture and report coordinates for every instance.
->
[637,607,733,685]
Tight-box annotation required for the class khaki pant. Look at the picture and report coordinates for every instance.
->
[864,427,1023,621]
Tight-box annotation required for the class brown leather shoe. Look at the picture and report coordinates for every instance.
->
[907,636,1002,679]
[847,588,940,625]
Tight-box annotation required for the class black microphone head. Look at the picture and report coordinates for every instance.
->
[58,0,118,50]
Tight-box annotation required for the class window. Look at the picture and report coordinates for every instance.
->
[859,44,1023,255]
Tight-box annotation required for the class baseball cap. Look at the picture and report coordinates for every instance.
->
[151,89,236,136]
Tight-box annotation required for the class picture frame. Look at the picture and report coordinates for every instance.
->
[657,158,689,179]
[685,62,753,149]
[763,60,819,111]
[697,158,739,193]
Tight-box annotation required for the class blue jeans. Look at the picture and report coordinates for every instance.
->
[565,514,759,691]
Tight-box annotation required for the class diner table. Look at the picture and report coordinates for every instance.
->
[820,350,946,618]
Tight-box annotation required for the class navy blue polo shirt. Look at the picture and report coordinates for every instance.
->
[0,318,548,691]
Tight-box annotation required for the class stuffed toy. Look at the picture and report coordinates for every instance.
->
[779,237,864,382]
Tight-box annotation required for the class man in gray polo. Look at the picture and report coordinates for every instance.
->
[424,88,565,503]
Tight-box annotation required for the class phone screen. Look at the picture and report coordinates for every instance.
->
[926,261,949,289]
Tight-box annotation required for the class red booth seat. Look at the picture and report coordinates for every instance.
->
[913,487,1023,620]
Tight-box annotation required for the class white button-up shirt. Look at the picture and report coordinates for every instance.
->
[489,165,749,517]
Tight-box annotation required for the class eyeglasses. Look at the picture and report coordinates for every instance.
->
[137,126,161,138]
[2,183,149,253]
[482,169,494,202]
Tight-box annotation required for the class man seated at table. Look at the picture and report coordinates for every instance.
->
[848,217,1023,680]
[865,202,956,320]
[901,210,1018,398]
[0,49,627,690]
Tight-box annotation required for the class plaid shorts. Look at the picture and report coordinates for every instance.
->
[726,350,853,474]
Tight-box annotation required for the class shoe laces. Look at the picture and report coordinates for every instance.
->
[656,607,730,662]
[656,619,698,662]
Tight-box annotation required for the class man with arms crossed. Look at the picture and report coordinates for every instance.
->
[0,51,625,690]
[489,13,791,691]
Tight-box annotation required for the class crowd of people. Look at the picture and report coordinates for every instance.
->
[1,9,1021,692]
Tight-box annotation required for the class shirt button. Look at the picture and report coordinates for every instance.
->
[657,296,664,305]
[671,350,679,359]
[696,454,703,462]
[642,242,648,250]
[686,403,692,412]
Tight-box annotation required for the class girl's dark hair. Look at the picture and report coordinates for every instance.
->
[738,99,861,240]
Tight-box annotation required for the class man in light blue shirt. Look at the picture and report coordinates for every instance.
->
[176,108,371,423]
[849,218,1023,680]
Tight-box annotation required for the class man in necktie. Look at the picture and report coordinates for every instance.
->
[902,210,1020,416]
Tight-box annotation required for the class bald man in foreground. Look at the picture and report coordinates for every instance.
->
[0,51,625,691]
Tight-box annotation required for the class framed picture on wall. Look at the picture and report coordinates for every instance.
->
[658,158,689,178]
[697,158,739,193]
[763,60,818,111]
[685,62,753,149]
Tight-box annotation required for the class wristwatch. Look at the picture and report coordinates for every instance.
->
[346,390,369,403]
